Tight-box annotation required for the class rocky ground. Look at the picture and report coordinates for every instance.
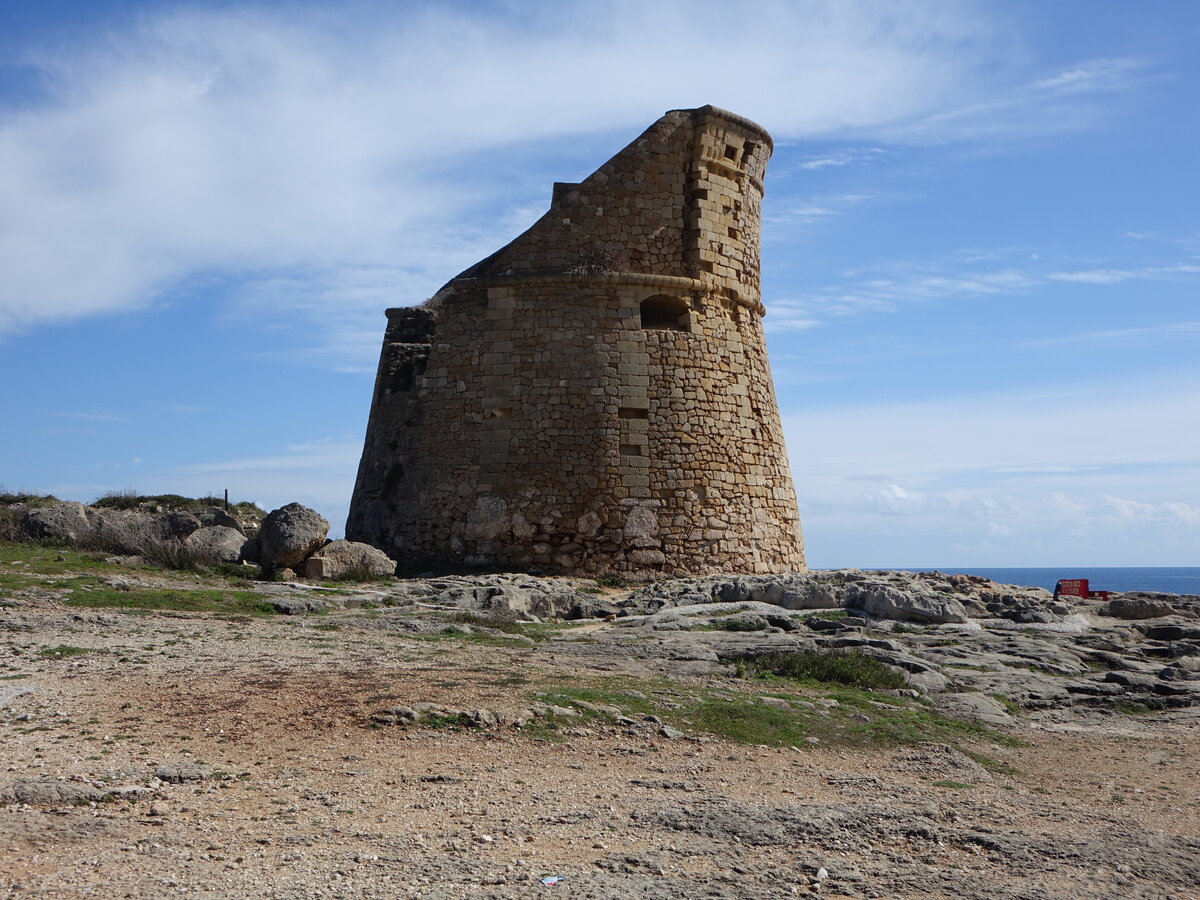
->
[1,545,1199,899]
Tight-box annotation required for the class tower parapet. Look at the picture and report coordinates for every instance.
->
[347,106,805,576]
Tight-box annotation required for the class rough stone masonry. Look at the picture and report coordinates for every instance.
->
[347,106,805,577]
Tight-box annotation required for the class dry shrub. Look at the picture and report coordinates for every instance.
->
[0,508,22,542]
[73,515,208,571]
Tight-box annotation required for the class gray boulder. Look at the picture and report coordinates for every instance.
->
[158,510,201,540]
[298,539,395,580]
[20,502,90,543]
[714,575,842,610]
[845,582,968,624]
[183,526,246,564]
[208,507,245,535]
[258,503,329,571]
[1101,595,1177,620]
[0,778,107,805]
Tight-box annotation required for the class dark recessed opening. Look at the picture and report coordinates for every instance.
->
[723,144,738,160]
[619,445,643,457]
[619,407,650,420]
[640,294,691,332]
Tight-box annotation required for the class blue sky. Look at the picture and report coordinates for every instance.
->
[1,0,1197,567]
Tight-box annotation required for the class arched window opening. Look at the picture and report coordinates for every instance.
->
[640,295,691,332]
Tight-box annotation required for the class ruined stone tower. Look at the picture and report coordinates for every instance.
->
[347,105,805,576]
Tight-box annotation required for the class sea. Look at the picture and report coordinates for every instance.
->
[884,567,1200,596]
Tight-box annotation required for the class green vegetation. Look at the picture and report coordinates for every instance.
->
[592,574,631,589]
[0,544,129,591]
[63,582,277,616]
[529,673,1018,755]
[989,693,1022,715]
[0,489,60,507]
[933,779,974,789]
[92,489,263,517]
[735,650,909,690]
[38,645,92,658]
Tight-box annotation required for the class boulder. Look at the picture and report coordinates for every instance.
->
[258,503,329,572]
[20,502,90,543]
[845,583,969,624]
[714,575,842,610]
[157,510,201,540]
[1101,595,1176,620]
[183,526,246,565]
[0,779,107,806]
[297,539,395,580]
[208,508,245,535]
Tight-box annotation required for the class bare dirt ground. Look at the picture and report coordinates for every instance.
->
[2,574,1199,898]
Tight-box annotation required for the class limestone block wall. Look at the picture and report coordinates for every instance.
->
[347,106,805,576]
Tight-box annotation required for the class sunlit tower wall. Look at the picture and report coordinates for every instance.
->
[347,106,806,576]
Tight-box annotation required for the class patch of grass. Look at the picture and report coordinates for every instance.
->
[685,696,815,746]
[421,712,479,729]
[0,543,128,579]
[1112,700,1154,715]
[593,574,630,589]
[891,623,924,634]
[63,583,277,616]
[933,779,974,789]
[960,747,1021,775]
[529,674,1019,756]
[38,645,92,658]
[0,673,32,681]
[945,663,993,671]
[736,650,908,690]
[988,693,1022,716]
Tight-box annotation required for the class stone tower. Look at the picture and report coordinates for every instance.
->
[347,105,805,576]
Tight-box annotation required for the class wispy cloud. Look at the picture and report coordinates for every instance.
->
[775,263,1036,321]
[1028,321,1200,346]
[793,148,885,171]
[47,410,130,423]
[171,439,359,475]
[887,56,1147,144]
[1047,269,1136,284]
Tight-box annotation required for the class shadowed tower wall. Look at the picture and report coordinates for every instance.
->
[347,106,805,576]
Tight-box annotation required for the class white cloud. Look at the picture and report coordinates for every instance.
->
[785,369,1200,564]
[886,56,1146,144]
[1029,321,1200,346]
[792,148,886,170]
[0,0,1075,357]
[1047,269,1136,284]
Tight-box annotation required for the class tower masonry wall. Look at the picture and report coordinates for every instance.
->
[347,106,805,576]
